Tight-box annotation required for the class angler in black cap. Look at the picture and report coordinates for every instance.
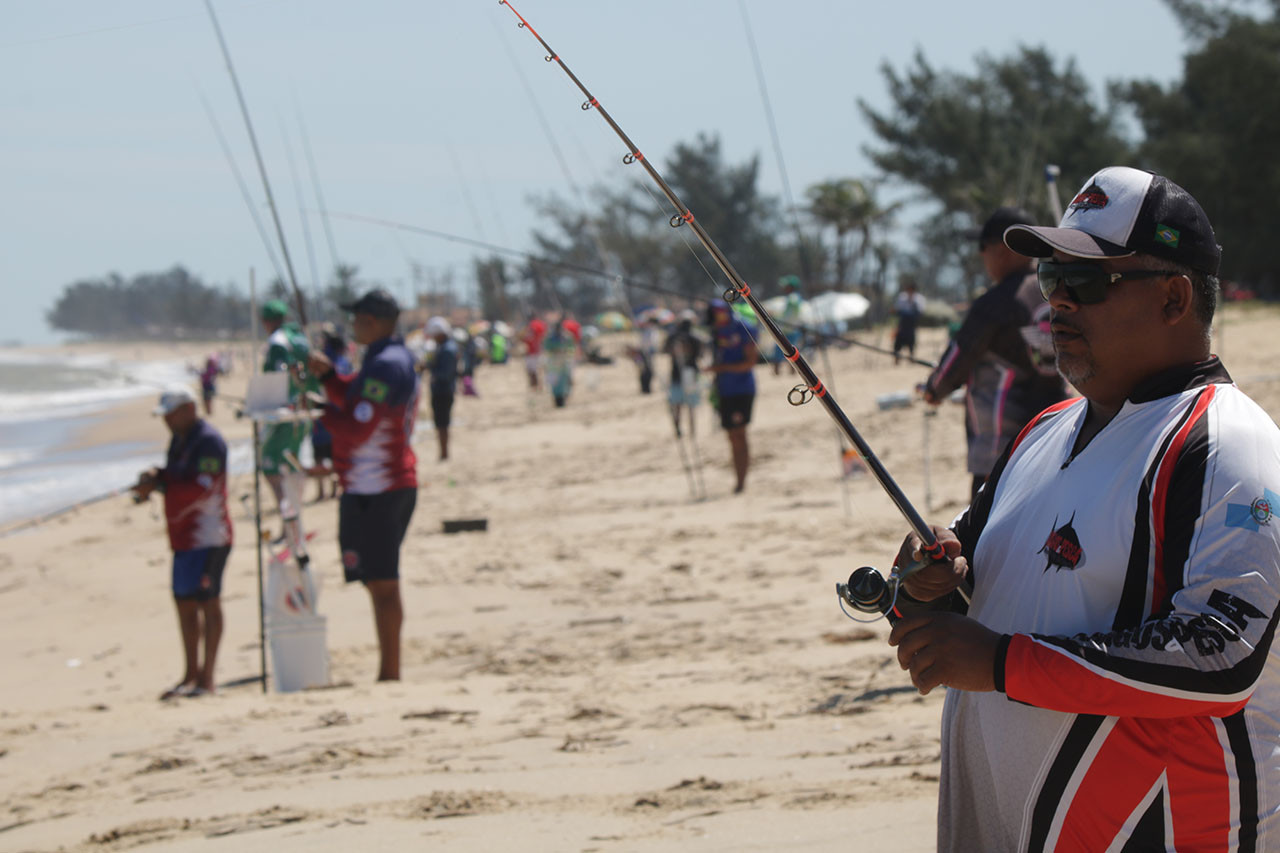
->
[308,287,421,682]
[884,167,1280,850]
[922,205,1068,499]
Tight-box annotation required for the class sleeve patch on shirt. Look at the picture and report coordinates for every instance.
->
[1225,488,1280,531]
[362,378,388,403]
[198,457,222,474]
[354,401,374,423]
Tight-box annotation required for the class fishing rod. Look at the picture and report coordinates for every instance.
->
[327,210,936,369]
[497,1,946,595]
[1045,164,1064,222]
[203,0,308,327]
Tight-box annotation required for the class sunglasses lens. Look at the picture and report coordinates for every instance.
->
[1037,263,1108,304]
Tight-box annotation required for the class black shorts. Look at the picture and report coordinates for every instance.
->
[718,394,755,430]
[339,488,417,583]
[312,440,333,464]
[172,545,230,601]
[431,389,454,430]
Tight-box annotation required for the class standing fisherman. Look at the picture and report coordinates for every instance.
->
[520,311,547,390]
[132,388,232,699]
[308,325,349,502]
[308,289,419,682]
[663,309,707,499]
[922,207,1067,500]
[425,316,458,461]
[259,300,312,569]
[892,279,927,366]
[663,309,704,436]
[706,299,757,494]
[544,317,576,408]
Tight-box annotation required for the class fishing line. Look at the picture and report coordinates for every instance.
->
[195,84,287,287]
[279,119,322,308]
[294,102,342,274]
[496,0,946,592]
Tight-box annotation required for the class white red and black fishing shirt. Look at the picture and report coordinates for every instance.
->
[319,335,419,495]
[936,358,1280,851]
[926,269,1068,476]
[159,418,232,552]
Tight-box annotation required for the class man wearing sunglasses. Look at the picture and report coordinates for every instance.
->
[923,206,1068,500]
[886,166,1280,850]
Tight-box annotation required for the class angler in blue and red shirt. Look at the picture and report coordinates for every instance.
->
[132,386,232,700]
[309,288,419,682]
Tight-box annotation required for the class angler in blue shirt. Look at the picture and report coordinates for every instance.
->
[706,299,758,493]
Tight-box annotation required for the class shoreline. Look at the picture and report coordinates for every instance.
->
[0,341,256,529]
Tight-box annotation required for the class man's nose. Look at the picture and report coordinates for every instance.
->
[1045,280,1078,312]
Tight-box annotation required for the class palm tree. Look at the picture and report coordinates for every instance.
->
[805,179,898,291]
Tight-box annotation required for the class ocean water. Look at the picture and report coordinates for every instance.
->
[0,351,249,529]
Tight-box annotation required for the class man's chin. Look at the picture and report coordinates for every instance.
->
[1055,354,1095,390]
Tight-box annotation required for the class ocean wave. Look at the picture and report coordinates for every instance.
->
[0,354,192,422]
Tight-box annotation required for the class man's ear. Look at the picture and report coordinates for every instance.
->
[1163,274,1194,325]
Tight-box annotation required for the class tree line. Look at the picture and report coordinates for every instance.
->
[48,0,1280,337]
[45,265,370,338]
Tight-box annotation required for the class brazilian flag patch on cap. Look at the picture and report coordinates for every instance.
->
[362,378,388,403]
[1155,224,1180,248]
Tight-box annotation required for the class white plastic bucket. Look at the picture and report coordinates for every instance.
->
[267,614,329,693]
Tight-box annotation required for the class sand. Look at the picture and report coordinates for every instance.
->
[1,308,1274,851]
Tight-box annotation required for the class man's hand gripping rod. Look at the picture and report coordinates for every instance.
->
[497,0,945,618]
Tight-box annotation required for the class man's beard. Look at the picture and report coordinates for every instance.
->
[1055,348,1096,389]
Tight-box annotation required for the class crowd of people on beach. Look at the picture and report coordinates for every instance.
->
[117,166,1280,848]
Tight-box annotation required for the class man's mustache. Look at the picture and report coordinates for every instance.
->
[1050,314,1084,336]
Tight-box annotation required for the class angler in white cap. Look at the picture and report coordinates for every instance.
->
[884,166,1280,849]
[425,316,457,461]
[132,386,233,700]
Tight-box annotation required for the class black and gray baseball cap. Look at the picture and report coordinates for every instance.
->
[974,206,1035,248]
[1004,166,1221,275]
[340,288,401,318]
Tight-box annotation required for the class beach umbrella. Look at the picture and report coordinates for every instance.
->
[808,291,871,323]
[639,306,675,326]
[596,310,631,331]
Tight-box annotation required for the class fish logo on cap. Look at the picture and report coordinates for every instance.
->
[1067,181,1109,217]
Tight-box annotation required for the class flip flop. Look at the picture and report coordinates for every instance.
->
[159,683,194,701]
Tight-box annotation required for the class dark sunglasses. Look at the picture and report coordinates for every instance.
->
[1036,261,1172,304]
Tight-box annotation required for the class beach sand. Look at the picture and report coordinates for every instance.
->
[1,308,1274,851]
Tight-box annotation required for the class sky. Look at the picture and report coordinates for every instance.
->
[1,1,1187,344]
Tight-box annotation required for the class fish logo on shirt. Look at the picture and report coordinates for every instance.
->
[1038,512,1085,571]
